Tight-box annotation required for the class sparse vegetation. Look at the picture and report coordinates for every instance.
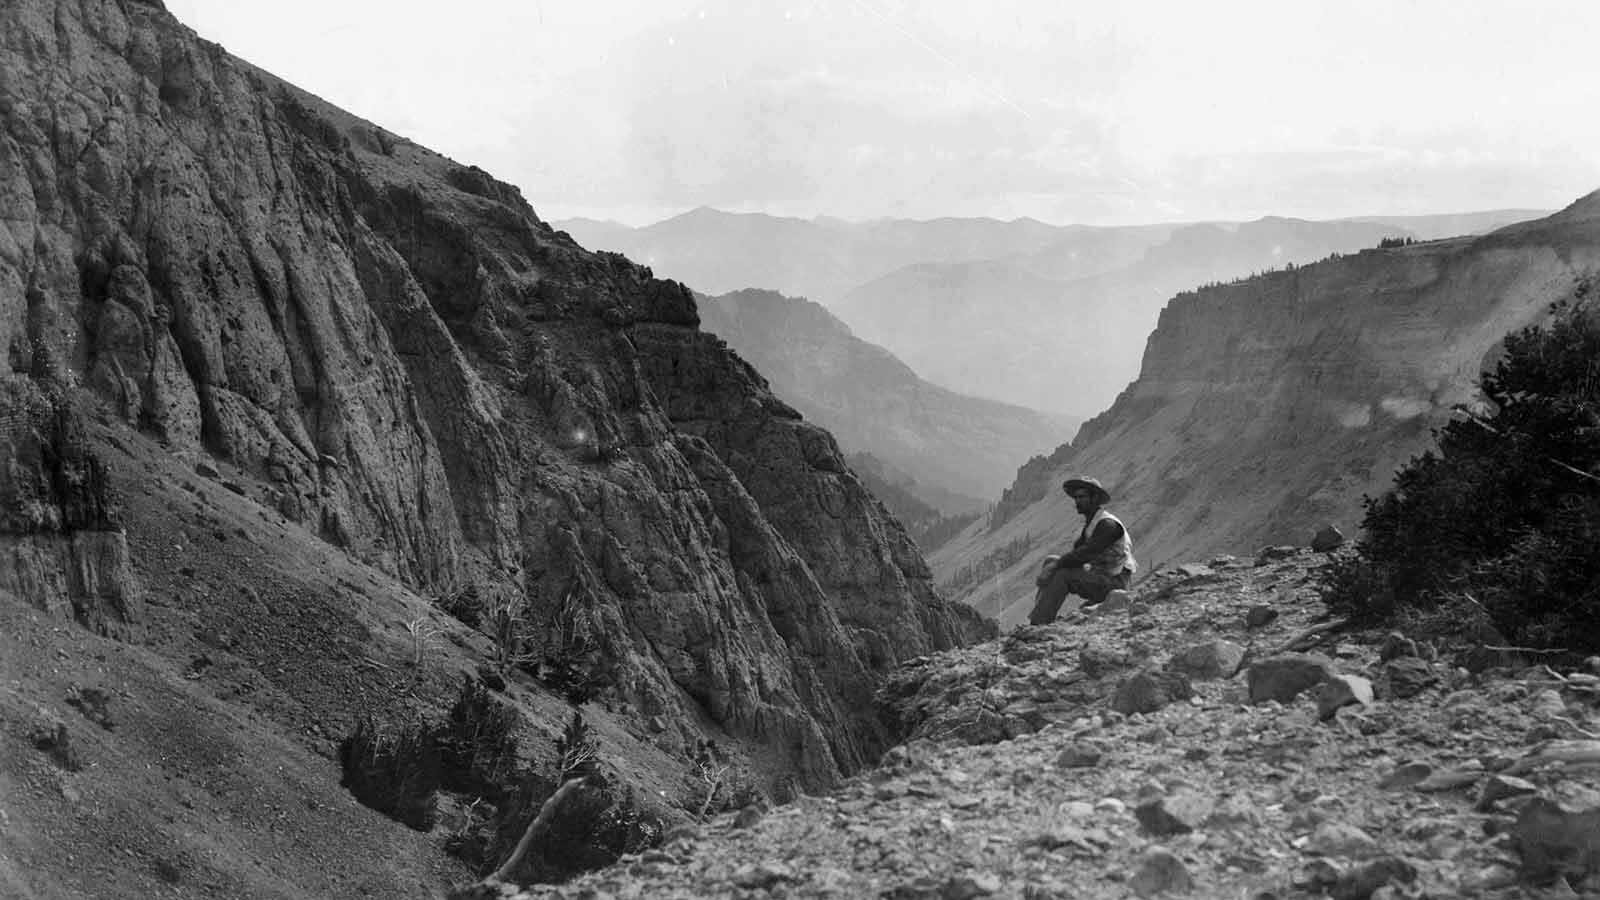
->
[434,578,485,628]
[436,677,521,795]
[484,589,540,674]
[402,615,443,672]
[1322,287,1600,656]
[338,717,442,831]
[691,738,731,818]
[939,533,1035,597]
[338,675,662,886]
[1378,235,1419,249]
[553,710,599,782]
[845,452,982,552]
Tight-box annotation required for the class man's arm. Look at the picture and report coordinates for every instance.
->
[1053,518,1125,569]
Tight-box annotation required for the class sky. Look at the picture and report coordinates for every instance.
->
[165,0,1600,227]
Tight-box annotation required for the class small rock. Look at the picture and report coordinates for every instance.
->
[30,721,82,772]
[1379,762,1433,790]
[194,460,220,479]
[1136,786,1215,836]
[1255,545,1300,564]
[1297,858,1343,891]
[1079,647,1132,678]
[1114,670,1194,715]
[1316,675,1374,721]
[1244,605,1279,629]
[1477,775,1539,812]
[1205,794,1261,830]
[732,804,765,829]
[1414,769,1482,793]
[942,873,1000,899]
[874,781,908,801]
[1247,654,1338,704]
[1176,564,1214,579]
[1307,822,1381,859]
[1090,590,1133,615]
[1056,742,1103,769]
[731,861,793,889]
[1168,640,1246,680]
[1131,848,1194,896]
[1529,689,1567,717]
[1384,658,1436,699]
[1310,524,1346,553]
[880,744,917,772]
[1377,632,1418,661]
[1330,857,1417,900]
[1095,798,1127,816]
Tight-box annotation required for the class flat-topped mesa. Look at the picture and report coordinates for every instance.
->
[0,0,990,788]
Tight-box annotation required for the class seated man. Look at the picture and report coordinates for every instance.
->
[1029,476,1137,625]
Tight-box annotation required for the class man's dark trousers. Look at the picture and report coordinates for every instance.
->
[1029,567,1130,625]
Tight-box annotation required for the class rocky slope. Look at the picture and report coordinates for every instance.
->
[0,0,990,893]
[933,194,1600,627]
[482,554,1600,899]
[695,288,1076,511]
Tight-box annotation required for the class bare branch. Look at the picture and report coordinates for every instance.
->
[488,777,587,883]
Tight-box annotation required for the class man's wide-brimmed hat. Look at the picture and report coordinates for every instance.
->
[1062,476,1110,505]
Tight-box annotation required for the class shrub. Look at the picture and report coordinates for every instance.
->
[553,710,599,781]
[449,711,659,884]
[479,773,661,885]
[436,677,521,796]
[436,581,484,628]
[1326,292,1600,655]
[338,717,442,831]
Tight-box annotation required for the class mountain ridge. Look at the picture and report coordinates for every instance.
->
[932,195,1600,627]
[694,288,1076,509]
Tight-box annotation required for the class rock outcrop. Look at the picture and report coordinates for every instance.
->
[936,193,1600,626]
[0,0,988,789]
[0,379,142,636]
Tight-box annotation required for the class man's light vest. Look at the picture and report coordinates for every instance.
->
[1084,508,1137,577]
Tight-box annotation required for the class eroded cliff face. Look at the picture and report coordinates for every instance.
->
[0,0,988,787]
[934,194,1600,627]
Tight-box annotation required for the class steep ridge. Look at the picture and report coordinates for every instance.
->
[695,288,1077,510]
[556,210,1174,309]
[835,218,1434,416]
[1,0,987,831]
[933,194,1600,627]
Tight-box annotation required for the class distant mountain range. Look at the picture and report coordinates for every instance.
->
[558,208,1547,417]
[695,289,1076,515]
[929,192,1600,628]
